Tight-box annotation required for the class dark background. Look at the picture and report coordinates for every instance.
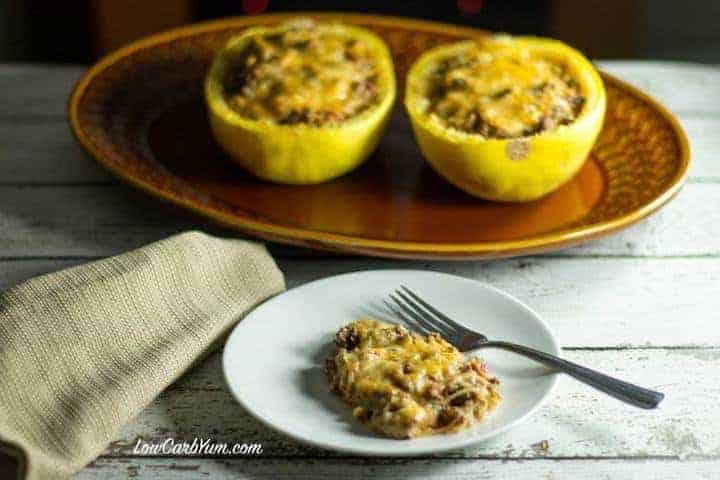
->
[0,0,718,64]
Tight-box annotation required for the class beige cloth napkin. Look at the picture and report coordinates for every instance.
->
[0,231,285,480]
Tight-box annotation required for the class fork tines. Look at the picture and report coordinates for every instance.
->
[386,286,462,340]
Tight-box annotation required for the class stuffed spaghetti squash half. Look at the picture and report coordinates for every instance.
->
[205,19,396,184]
[405,35,606,202]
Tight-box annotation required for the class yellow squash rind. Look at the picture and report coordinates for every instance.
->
[205,22,396,184]
[405,37,606,202]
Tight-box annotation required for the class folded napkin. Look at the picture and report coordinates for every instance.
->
[0,231,285,480]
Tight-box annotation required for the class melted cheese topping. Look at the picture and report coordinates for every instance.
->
[325,319,500,439]
[426,42,584,138]
[224,20,378,125]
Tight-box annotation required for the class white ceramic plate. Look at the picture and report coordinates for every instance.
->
[223,270,559,456]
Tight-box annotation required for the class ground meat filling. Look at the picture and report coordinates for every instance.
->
[325,319,501,439]
[426,46,585,138]
[224,22,378,126]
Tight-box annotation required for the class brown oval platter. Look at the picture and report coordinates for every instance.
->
[69,13,690,260]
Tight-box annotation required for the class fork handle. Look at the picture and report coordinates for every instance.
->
[478,341,664,409]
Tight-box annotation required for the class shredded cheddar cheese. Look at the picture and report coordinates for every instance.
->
[224,20,378,125]
[426,41,585,138]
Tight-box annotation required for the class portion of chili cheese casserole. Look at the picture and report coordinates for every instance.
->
[325,319,500,438]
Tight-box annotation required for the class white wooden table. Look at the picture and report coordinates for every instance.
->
[2,61,719,479]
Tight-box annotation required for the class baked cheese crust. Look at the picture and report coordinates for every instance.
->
[224,20,378,126]
[325,319,500,439]
[426,39,585,138]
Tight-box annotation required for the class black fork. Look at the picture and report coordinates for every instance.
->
[385,286,664,409]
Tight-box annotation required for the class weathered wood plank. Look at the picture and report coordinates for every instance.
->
[0,185,201,257]
[557,182,717,256]
[3,257,718,348]
[0,65,83,118]
[280,257,720,348]
[77,457,720,480]
[597,61,720,116]
[0,183,716,258]
[680,116,720,181]
[103,348,720,459]
[0,120,109,184]
[0,65,109,184]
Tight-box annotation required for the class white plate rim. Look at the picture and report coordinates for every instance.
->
[222,269,560,456]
